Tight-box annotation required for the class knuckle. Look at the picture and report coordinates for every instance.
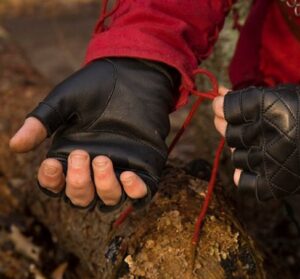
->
[96,185,121,201]
[66,176,90,189]
[95,182,114,193]
[94,169,116,185]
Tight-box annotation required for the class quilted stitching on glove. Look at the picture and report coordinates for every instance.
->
[224,84,300,201]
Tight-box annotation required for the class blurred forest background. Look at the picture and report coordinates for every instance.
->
[0,0,300,278]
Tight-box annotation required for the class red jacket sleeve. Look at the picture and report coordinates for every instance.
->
[85,1,233,108]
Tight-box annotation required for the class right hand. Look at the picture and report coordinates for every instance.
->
[213,84,300,201]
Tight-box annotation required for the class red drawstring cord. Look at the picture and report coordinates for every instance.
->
[167,68,225,268]
[112,205,134,229]
[113,68,225,270]
[168,68,219,154]
[93,0,226,269]
[190,137,225,268]
[94,0,120,33]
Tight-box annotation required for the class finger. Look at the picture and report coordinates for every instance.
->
[65,150,95,207]
[93,156,122,206]
[237,171,258,196]
[224,87,261,124]
[233,169,242,186]
[214,116,227,137]
[9,117,47,153]
[212,96,225,118]
[226,122,260,149]
[38,158,65,193]
[121,171,148,199]
[237,171,273,201]
[219,86,230,96]
[232,147,262,172]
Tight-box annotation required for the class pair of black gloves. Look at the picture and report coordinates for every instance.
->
[28,58,300,211]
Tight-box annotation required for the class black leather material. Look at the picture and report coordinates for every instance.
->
[224,84,300,201]
[28,58,178,211]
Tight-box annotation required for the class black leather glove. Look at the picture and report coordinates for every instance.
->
[28,58,179,211]
[224,84,300,201]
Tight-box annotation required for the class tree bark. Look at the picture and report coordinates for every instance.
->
[0,26,287,279]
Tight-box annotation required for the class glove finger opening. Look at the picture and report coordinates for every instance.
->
[226,122,261,148]
[224,87,262,125]
[238,172,275,202]
[237,171,258,200]
[27,102,64,137]
[232,147,262,172]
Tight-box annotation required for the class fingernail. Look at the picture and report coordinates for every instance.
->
[44,165,58,176]
[94,158,108,172]
[70,154,87,168]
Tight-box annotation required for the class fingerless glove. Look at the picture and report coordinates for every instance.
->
[224,84,300,201]
[28,58,179,210]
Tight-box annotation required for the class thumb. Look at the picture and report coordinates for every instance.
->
[219,86,230,96]
[9,117,47,153]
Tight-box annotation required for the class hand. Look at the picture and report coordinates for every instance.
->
[213,84,300,201]
[212,86,242,186]
[10,58,177,210]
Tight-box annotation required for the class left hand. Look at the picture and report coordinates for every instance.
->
[10,58,177,211]
[213,84,300,201]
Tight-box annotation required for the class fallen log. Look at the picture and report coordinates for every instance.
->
[0,26,288,279]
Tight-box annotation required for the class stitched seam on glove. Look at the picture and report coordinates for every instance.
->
[261,88,276,198]
[84,59,118,130]
[40,101,65,126]
[246,148,255,172]
[238,87,255,123]
[265,138,298,196]
[240,91,247,123]
[270,181,292,194]
[273,90,297,121]
[223,92,230,123]
[82,129,167,159]
[263,117,296,144]
[264,90,296,124]
[266,149,300,180]
[240,126,249,149]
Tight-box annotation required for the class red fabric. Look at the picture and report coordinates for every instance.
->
[259,1,300,86]
[85,1,232,108]
[85,0,300,107]
[230,0,300,89]
[229,0,271,89]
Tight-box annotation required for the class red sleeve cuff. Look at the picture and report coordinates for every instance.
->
[85,1,231,108]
